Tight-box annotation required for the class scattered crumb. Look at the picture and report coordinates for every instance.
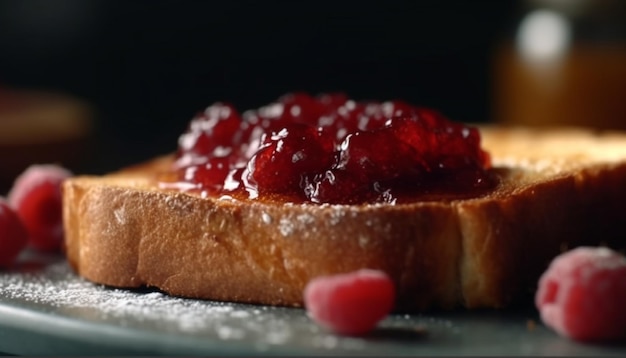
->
[527,319,536,332]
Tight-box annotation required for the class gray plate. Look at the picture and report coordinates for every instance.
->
[0,252,623,356]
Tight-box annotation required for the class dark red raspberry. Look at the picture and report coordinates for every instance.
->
[535,246,626,342]
[0,197,28,268]
[7,164,72,251]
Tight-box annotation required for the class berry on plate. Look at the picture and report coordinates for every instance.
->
[0,197,28,268]
[303,269,396,335]
[7,164,72,251]
[535,246,626,342]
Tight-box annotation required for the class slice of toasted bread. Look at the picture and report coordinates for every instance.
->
[62,126,626,311]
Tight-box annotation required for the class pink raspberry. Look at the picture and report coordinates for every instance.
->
[535,246,626,342]
[303,269,396,335]
[7,164,72,251]
[0,197,28,268]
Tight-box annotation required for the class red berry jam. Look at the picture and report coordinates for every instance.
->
[163,93,495,204]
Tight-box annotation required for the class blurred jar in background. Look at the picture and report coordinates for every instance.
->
[494,0,626,129]
[0,88,93,194]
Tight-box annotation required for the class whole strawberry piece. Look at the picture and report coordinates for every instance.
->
[7,164,72,251]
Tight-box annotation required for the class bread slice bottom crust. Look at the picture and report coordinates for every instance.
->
[62,127,626,311]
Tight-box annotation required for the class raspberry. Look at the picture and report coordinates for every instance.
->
[535,246,626,342]
[0,197,28,268]
[303,269,396,335]
[7,164,72,251]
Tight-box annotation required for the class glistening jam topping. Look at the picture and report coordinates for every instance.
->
[164,93,494,204]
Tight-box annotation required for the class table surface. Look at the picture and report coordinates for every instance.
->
[0,252,624,356]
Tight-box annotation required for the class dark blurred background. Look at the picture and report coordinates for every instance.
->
[0,0,624,184]
[0,0,516,174]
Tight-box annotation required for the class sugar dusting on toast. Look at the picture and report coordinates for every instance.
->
[1,259,315,344]
[0,257,444,351]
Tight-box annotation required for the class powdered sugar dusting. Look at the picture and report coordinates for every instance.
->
[1,255,421,353]
[113,207,126,224]
[261,212,273,224]
[329,207,346,225]
[296,213,314,225]
[278,218,294,236]
[0,261,310,341]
